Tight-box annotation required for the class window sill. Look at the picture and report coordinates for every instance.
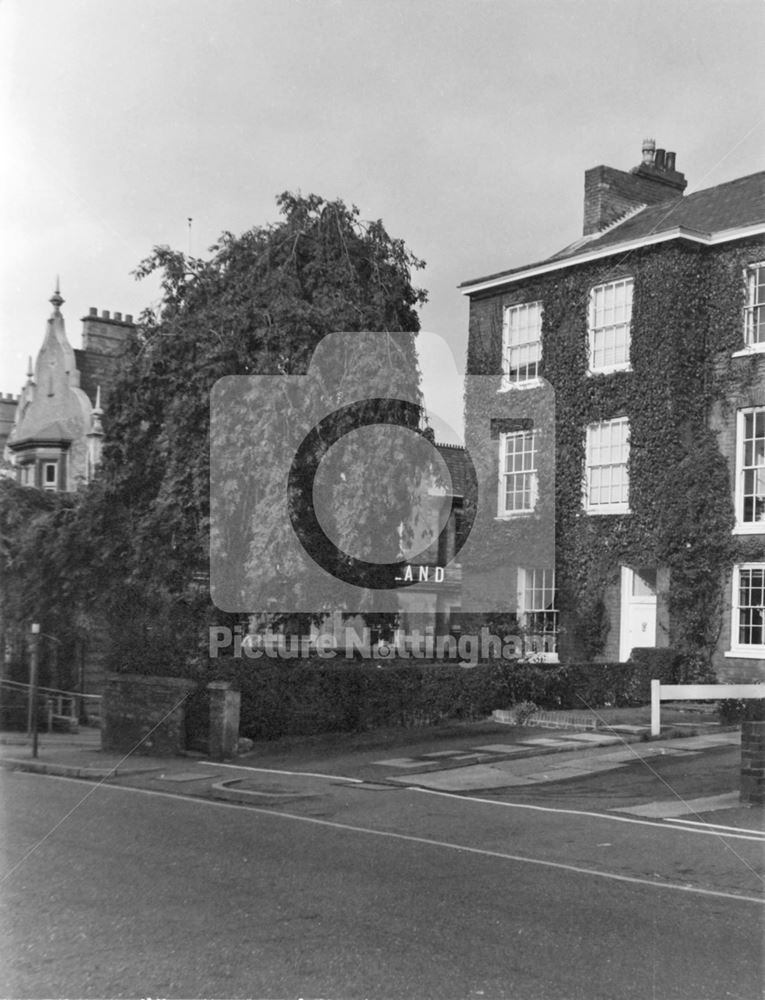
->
[732,345,765,359]
[498,377,544,392]
[724,649,765,660]
[495,511,534,520]
[586,364,631,377]
[733,523,765,535]
[584,506,631,516]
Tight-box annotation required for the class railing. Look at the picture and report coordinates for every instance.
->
[0,678,102,732]
[650,680,765,736]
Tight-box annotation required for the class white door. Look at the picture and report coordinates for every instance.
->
[619,566,657,661]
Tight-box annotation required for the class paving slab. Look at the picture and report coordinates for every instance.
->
[517,737,574,747]
[154,771,219,783]
[473,744,529,754]
[374,758,427,769]
[664,733,740,750]
[388,766,537,790]
[565,733,625,745]
[616,792,744,819]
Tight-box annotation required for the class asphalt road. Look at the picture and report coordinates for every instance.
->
[1,769,762,999]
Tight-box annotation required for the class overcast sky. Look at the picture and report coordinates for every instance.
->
[1,0,763,443]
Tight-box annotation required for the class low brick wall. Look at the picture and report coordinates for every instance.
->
[102,674,196,756]
[741,721,765,805]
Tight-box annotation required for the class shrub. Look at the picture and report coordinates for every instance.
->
[512,701,540,725]
[718,698,765,725]
[201,652,691,741]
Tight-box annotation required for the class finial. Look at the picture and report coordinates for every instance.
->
[94,385,102,413]
[26,355,34,379]
[50,277,64,312]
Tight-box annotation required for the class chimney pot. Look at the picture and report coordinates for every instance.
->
[101,310,110,320]
[641,138,656,166]
[126,314,133,324]
[114,312,122,321]
[655,148,666,170]
[89,307,97,316]
[665,151,676,171]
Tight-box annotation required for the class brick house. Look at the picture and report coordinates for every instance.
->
[459,141,765,678]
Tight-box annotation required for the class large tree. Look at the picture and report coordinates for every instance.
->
[95,192,428,668]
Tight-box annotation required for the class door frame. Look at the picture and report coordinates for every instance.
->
[619,566,658,662]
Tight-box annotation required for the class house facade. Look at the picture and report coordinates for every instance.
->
[460,141,765,678]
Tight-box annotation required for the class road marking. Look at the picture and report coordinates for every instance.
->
[412,788,765,844]
[664,817,765,837]
[199,761,364,783]
[10,772,763,905]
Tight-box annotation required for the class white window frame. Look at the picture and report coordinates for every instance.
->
[501,301,543,389]
[497,430,537,517]
[517,567,558,659]
[736,262,765,355]
[584,418,630,514]
[733,406,765,534]
[588,277,633,375]
[726,563,765,659]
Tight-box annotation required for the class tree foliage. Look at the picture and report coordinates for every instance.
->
[2,193,428,678]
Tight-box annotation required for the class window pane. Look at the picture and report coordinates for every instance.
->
[741,408,765,523]
[501,431,537,513]
[632,568,657,597]
[738,567,765,647]
[504,302,542,383]
[586,418,629,510]
[589,278,633,371]
[745,266,765,346]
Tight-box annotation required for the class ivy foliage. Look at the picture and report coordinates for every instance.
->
[466,238,765,667]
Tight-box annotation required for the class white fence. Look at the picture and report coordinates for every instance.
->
[650,680,765,736]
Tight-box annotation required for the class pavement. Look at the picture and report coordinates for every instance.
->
[0,716,761,834]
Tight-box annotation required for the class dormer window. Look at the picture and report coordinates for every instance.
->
[588,278,633,374]
[502,301,543,388]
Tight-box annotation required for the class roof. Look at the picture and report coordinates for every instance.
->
[461,170,765,293]
[436,442,469,497]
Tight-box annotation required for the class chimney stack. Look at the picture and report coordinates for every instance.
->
[582,138,687,236]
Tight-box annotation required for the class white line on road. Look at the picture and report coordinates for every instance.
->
[10,772,763,906]
[663,816,765,836]
[413,787,765,843]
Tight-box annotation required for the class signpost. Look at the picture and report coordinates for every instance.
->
[28,623,40,758]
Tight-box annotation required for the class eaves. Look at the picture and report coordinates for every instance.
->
[459,222,765,297]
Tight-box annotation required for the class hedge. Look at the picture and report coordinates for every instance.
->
[204,648,685,741]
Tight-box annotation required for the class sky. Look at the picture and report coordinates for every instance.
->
[1,0,763,444]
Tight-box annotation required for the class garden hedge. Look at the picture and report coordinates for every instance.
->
[204,647,685,741]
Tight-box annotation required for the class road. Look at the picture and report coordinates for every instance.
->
[1,768,762,999]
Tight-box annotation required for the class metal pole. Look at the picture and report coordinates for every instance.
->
[29,623,40,758]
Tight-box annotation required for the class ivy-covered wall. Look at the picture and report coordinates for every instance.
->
[465,235,765,677]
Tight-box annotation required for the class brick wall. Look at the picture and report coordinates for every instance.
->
[583,166,683,235]
[710,339,765,680]
[101,673,196,756]
[741,721,765,804]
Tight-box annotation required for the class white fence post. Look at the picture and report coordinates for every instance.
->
[651,679,661,737]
